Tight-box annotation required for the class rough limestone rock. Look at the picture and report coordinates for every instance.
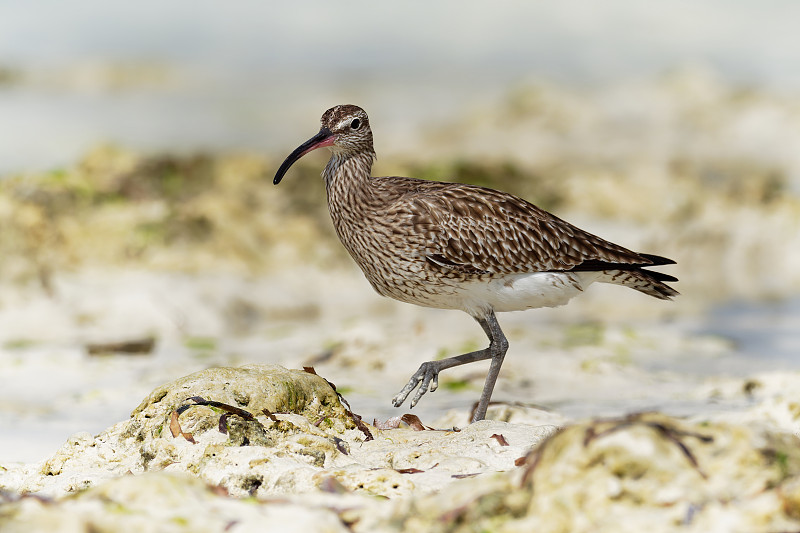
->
[519,413,800,532]
[0,472,350,533]
[12,365,362,497]
[2,364,556,506]
[10,366,800,532]
[700,371,800,437]
[368,413,800,532]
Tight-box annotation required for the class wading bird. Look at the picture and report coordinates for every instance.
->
[274,105,677,423]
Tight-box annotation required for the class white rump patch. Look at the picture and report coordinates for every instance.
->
[457,272,600,315]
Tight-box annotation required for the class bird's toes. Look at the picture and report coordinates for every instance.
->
[392,378,418,407]
[391,388,410,407]
[393,362,440,409]
[409,364,439,407]
[429,373,439,393]
[409,388,425,408]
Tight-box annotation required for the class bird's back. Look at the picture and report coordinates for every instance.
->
[329,174,677,312]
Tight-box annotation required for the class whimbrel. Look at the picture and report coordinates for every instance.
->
[274,104,678,423]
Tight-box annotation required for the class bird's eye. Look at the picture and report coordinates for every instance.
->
[350,118,361,130]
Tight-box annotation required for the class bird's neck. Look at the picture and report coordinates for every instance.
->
[323,150,378,231]
[323,150,375,191]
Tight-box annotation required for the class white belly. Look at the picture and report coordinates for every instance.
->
[453,271,600,317]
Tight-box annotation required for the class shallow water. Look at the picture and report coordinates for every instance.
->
[627,297,800,377]
[551,297,800,420]
[701,298,800,365]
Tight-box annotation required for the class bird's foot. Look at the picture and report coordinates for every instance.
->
[392,361,441,409]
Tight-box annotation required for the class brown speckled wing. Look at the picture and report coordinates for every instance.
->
[380,177,650,276]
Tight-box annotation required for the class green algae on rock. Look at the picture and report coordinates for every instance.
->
[132,365,352,432]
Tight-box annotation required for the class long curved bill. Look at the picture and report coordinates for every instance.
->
[273,127,335,185]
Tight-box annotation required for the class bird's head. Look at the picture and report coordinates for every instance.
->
[273,104,373,185]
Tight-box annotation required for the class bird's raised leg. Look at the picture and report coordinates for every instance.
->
[392,311,509,423]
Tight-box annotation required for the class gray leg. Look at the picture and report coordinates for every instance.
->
[391,311,509,423]
[471,313,509,422]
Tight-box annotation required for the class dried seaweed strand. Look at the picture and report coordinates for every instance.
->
[186,396,256,421]
[582,415,713,479]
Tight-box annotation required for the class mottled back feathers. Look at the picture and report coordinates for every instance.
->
[370,176,677,298]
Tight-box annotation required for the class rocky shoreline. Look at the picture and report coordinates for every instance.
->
[2,75,800,530]
[2,363,800,532]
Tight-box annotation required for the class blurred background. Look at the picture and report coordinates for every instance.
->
[1,1,799,462]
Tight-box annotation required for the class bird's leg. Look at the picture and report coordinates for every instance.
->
[471,312,508,422]
[391,311,509,423]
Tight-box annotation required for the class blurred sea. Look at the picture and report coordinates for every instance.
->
[1,1,800,173]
